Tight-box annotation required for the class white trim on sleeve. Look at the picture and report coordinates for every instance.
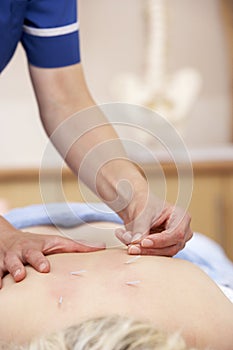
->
[23,22,79,37]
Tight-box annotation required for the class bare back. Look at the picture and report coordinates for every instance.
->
[0,223,232,349]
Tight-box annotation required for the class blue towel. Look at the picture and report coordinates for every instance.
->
[175,233,233,290]
[4,202,123,229]
[4,202,233,295]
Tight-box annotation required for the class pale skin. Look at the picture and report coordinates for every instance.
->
[0,222,232,349]
[0,63,192,286]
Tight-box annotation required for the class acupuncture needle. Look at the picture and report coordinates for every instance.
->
[70,269,87,276]
[58,296,63,306]
[125,280,141,286]
[125,255,141,264]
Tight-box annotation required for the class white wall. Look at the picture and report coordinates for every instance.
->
[168,0,232,146]
[0,0,232,168]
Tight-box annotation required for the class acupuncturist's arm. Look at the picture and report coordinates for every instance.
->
[29,62,192,256]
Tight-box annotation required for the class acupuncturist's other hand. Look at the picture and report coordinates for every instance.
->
[0,216,105,288]
[115,191,193,257]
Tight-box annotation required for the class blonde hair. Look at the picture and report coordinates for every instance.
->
[1,315,197,350]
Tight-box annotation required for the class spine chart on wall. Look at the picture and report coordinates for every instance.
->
[112,0,202,137]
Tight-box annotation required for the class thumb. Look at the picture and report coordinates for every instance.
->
[127,214,152,244]
[129,224,150,244]
[73,239,106,252]
[128,209,168,244]
[43,235,105,254]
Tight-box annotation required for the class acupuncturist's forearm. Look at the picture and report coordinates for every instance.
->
[29,63,148,219]
[29,63,193,256]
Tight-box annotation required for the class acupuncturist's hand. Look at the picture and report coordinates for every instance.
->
[95,159,192,257]
[115,191,193,257]
[0,216,105,288]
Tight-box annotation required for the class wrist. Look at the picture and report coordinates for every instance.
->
[0,216,18,238]
[96,159,149,220]
[0,216,17,253]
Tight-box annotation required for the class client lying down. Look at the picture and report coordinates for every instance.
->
[1,202,233,350]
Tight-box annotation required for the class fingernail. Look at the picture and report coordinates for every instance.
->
[39,263,47,272]
[131,233,142,243]
[122,232,133,244]
[129,245,141,254]
[141,239,154,247]
[14,269,21,277]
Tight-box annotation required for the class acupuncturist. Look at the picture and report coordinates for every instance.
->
[0,0,192,287]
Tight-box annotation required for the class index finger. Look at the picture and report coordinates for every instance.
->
[4,253,26,282]
[140,228,185,249]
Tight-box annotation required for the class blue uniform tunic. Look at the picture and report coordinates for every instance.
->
[0,0,80,72]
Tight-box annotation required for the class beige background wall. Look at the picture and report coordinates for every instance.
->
[0,0,232,168]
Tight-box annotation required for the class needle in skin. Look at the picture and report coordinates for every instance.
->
[125,255,141,264]
[58,296,63,306]
[125,280,141,286]
[70,269,87,276]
